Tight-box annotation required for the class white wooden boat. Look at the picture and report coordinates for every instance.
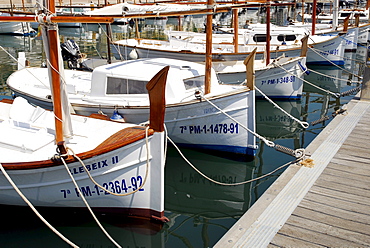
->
[0,6,169,222]
[212,56,307,99]
[8,57,257,156]
[111,31,345,65]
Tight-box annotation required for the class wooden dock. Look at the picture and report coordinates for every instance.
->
[215,93,370,247]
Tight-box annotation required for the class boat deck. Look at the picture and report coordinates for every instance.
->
[215,93,370,247]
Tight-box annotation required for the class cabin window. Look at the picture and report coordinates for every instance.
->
[183,76,205,90]
[106,77,147,94]
[253,34,271,42]
[277,34,296,41]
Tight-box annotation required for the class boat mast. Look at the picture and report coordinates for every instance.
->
[233,0,239,53]
[205,0,213,94]
[45,0,65,146]
[332,0,339,31]
[312,0,317,35]
[266,3,271,65]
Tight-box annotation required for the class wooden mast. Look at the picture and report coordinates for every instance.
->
[45,0,65,145]
[205,0,213,94]
[233,0,239,53]
[266,4,271,66]
[312,0,317,35]
[105,0,112,64]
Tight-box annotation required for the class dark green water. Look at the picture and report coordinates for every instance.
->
[0,24,364,247]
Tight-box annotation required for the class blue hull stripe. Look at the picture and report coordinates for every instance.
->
[173,143,257,156]
[307,61,345,66]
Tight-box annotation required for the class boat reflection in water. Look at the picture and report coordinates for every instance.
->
[0,205,166,247]
[164,147,256,246]
[256,99,303,141]
[304,65,344,94]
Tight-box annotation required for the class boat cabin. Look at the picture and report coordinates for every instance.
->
[90,58,221,104]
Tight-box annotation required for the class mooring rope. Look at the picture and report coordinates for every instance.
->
[60,125,151,197]
[0,163,79,248]
[308,46,363,78]
[254,86,309,129]
[60,155,122,248]
[199,92,274,148]
[272,61,341,98]
[199,92,306,158]
[307,67,362,84]
[167,136,306,186]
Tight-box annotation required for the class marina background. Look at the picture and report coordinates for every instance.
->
[0,6,366,248]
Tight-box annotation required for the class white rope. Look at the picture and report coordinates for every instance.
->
[307,67,362,84]
[65,125,151,196]
[60,156,122,248]
[272,60,341,98]
[199,92,275,147]
[167,137,304,186]
[254,85,309,129]
[308,46,363,78]
[0,163,79,248]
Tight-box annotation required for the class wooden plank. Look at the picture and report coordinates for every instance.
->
[321,167,370,184]
[333,153,370,165]
[270,232,326,248]
[338,145,370,158]
[280,213,370,245]
[313,178,370,199]
[321,168,370,188]
[302,191,370,220]
[326,160,370,175]
[276,221,368,247]
[288,206,370,237]
[339,143,370,156]
[324,162,370,180]
[316,170,370,190]
[299,198,370,225]
[309,184,370,205]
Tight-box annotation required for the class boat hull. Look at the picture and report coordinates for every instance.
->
[214,57,306,99]
[0,99,166,221]
[111,35,344,65]
[11,88,257,156]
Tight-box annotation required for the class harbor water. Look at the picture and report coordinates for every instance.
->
[0,22,365,247]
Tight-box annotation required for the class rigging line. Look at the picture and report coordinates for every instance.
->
[82,23,104,60]
[0,45,50,89]
[308,46,362,78]
[167,136,304,186]
[254,85,309,129]
[272,61,341,98]
[60,156,122,248]
[34,0,53,16]
[97,23,127,61]
[0,163,79,248]
[307,67,362,83]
